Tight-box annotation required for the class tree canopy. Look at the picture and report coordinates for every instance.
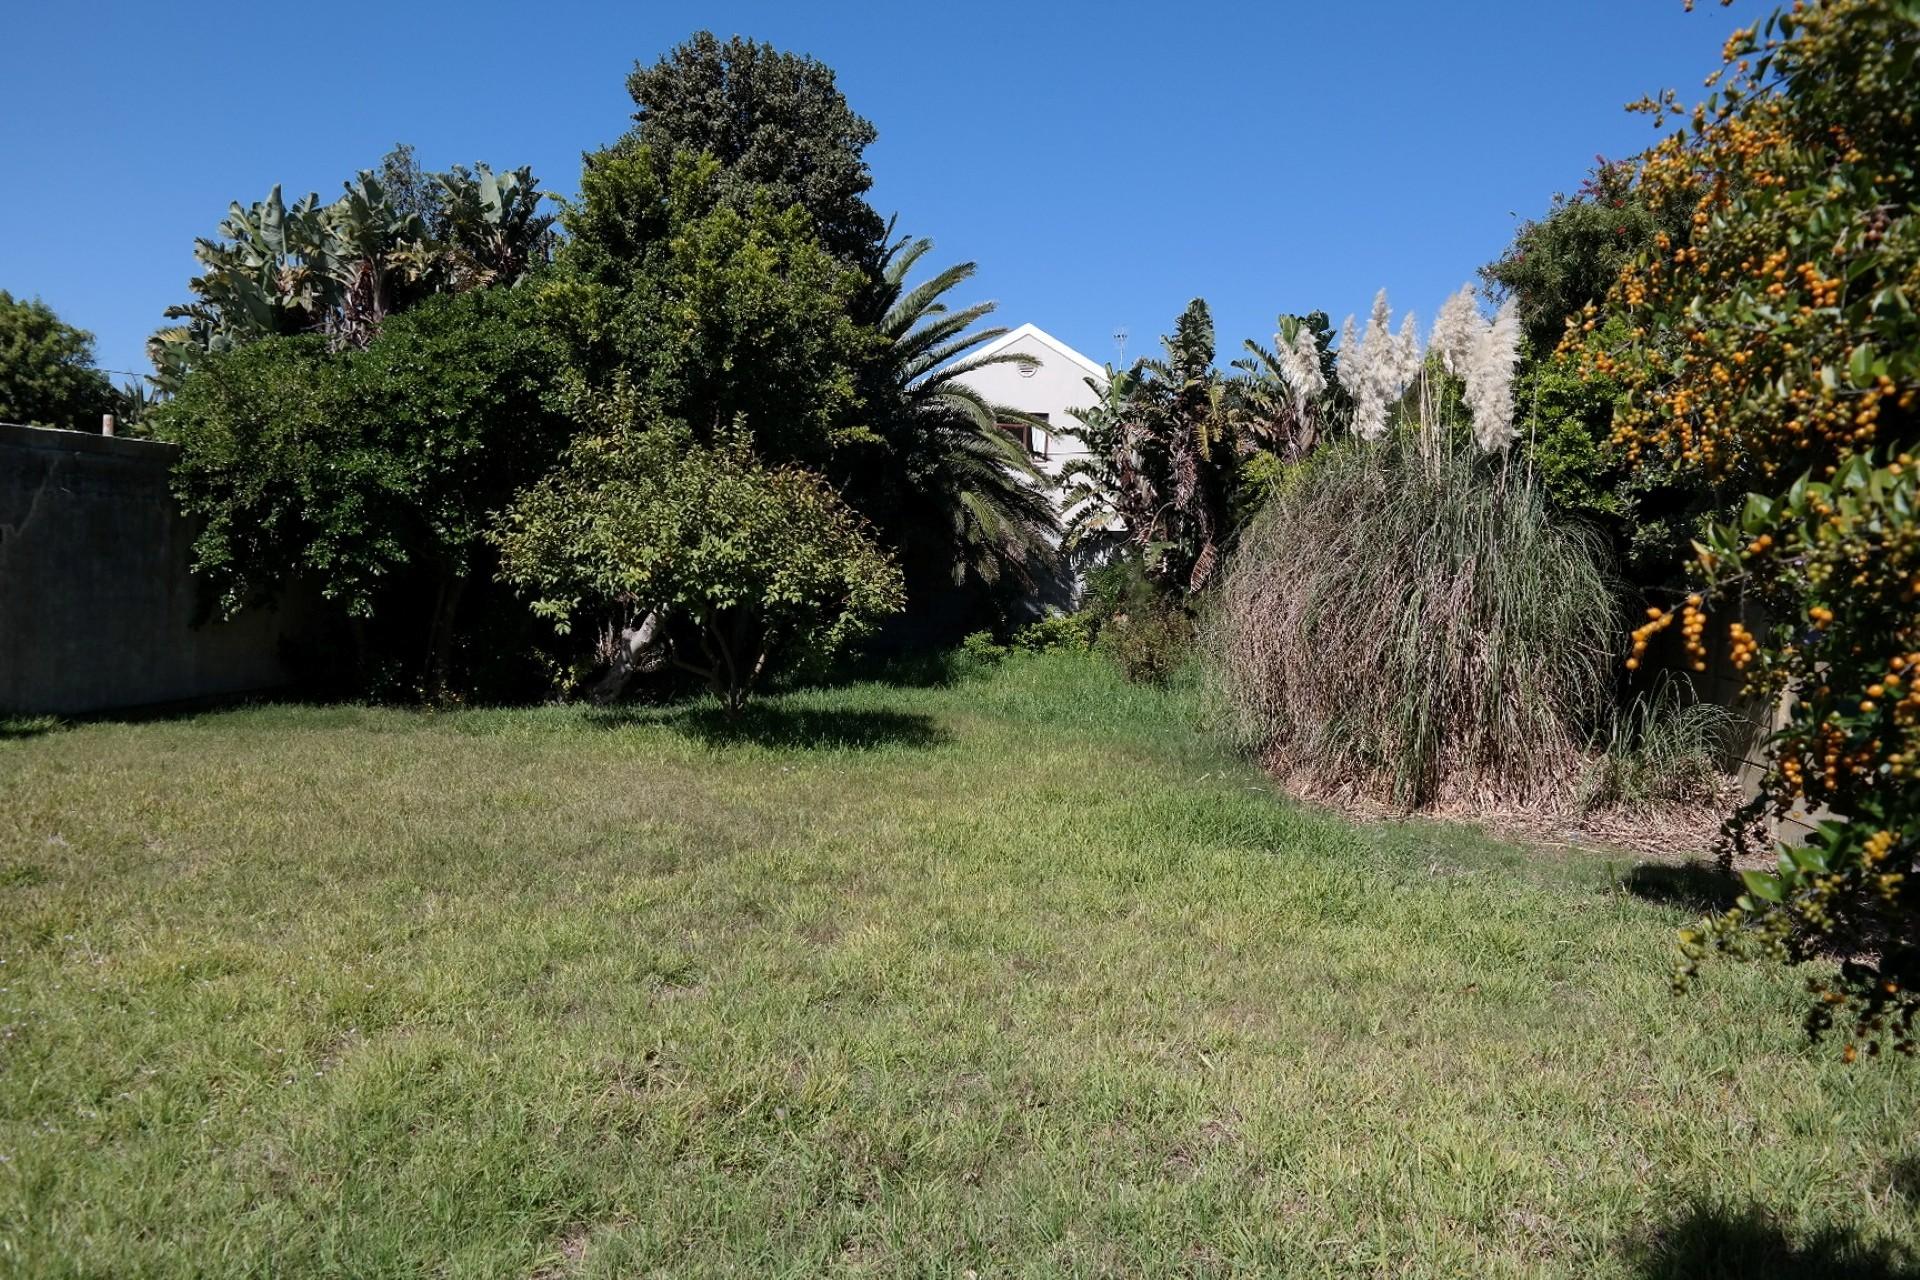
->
[0,291,116,431]
[618,31,887,267]
[153,149,555,389]
[556,147,878,466]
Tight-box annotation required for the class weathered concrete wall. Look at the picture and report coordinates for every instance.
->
[1688,598,1824,846]
[0,423,309,714]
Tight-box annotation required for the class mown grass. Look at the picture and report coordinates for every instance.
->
[0,654,1914,1278]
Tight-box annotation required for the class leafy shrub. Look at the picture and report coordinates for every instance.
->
[1080,556,1152,623]
[153,289,570,697]
[1076,553,1193,684]
[1095,598,1194,686]
[1583,673,1739,812]
[1012,612,1093,655]
[494,414,904,713]
[1209,434,1618,810]
[1573,0,1919,1054]
[956,630,1009,669]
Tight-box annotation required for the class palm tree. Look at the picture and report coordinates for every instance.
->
[1057,367,1136,569]
[859,236,1061,596]
[1056,299,1237,595]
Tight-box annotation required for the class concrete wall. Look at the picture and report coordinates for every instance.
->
[0,423,308,714]
[1682,598,1824,846]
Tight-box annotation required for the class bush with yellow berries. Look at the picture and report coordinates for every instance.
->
[1577,0,1919,1056]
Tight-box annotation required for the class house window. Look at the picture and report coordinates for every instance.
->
[998,413,1050,460]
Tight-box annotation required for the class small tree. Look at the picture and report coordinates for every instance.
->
[494,411,904,712]
[1063,300,1239,596]
[0,291,117,430]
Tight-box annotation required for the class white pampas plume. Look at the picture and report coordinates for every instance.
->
[1275,320,1326,402]
[1350,386,1388,442]
[1430,284,1481,377]
[1337,311,1390,439]
[1465,298,1522,452]
[1366,289,1392,349]
[1335,290,1422,441]
[1336,314,1362,396]
[1391,312,1422,390]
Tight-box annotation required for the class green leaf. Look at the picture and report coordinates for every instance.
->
[1741,870,1785,903]
[1848,343,1875,387]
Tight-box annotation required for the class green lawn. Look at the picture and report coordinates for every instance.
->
[1,654,1914,1277]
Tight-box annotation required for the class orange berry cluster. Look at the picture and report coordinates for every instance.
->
[1680,595,1709,672]
[1887,656,1920,778]
[1728,620,1760,669]
[1626,605,1676,671]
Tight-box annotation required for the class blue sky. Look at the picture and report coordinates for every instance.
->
[4,2,1747,382]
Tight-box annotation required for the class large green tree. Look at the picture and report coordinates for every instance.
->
[153,287,569,696]
[556,147,878,467]
[0,291,116,431]
[617,31,887,267]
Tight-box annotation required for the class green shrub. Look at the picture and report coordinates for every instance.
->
[1208,434,1618,809]
[1080,557,1146,623]
[1011,612,1093,655]
[152,289,570,697]
[1079,554,1193,684]
[494,415,904,713]
[957,630,1010,669]
[1095,598,1194,686]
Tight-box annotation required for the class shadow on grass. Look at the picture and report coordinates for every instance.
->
[1628,1206,1918,1279]
[1887,1154,1920,1208]
[1617,859,1742,914]
[591,703,948,751]
[778,648,964,693]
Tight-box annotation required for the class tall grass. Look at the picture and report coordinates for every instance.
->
[1582,671,1741,812]
[1209,432,1618,810]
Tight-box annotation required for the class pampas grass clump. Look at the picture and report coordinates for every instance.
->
[1209,432,1617,811]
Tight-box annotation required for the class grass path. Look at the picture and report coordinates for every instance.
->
[1,655,1914,1277]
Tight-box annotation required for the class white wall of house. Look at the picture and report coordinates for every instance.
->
[950,323,1107,481]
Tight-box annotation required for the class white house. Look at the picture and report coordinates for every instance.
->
[950,322,1107,482]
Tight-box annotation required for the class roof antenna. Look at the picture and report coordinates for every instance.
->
[1113,327,1128,365]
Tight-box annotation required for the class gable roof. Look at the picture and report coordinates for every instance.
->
[965,323,1108,384]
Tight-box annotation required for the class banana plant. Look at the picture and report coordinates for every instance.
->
[436,164,557,289]
[322,172,433,349]
[157,154,554,388]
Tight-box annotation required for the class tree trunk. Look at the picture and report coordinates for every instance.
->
[424,571,468,703]
[350,616,371,691]
[588,611,668,705]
